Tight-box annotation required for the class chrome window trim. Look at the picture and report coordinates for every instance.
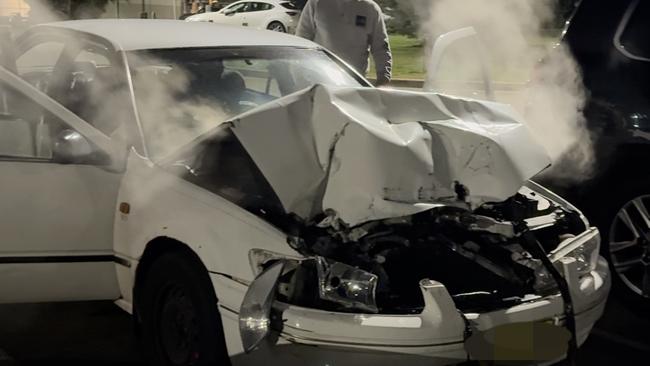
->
[613,0,650,62]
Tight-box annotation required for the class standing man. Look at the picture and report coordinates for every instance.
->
[296,0,393,86]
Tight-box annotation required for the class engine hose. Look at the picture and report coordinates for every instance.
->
[520,230,578,366]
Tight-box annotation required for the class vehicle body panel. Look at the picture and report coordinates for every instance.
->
[231,84,551,225]
[0,19,611,365]
[112,150,296,308]
[0,65,125,303]
[225,256,609,365]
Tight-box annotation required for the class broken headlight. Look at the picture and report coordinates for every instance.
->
[550,228,601,277]
[249,249,379,313]
[315,257,379,313]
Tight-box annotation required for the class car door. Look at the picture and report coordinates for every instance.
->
[221,2,248,26]
[0,39,126,303]
[243,2,267,28]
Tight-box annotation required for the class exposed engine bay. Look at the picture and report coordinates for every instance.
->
[260,189,587,315]
[166,85,589,315]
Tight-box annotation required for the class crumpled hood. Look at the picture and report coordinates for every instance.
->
[230,85,551,226]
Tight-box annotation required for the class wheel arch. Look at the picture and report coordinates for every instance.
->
[266,19,286,30]
[133,236,216,322]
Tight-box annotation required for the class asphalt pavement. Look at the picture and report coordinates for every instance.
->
[0,297,648,365]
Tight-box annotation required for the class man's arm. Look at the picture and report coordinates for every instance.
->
[370,7,392,86]
[295,0,317,40]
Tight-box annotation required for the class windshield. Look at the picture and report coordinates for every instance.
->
[128,47,364,160]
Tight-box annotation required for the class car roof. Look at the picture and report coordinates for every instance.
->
[32,19,316,51]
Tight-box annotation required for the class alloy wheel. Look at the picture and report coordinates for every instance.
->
[608,194,650,298]
[268,22,286,32]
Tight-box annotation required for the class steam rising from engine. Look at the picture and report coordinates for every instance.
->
[416,0,594,183]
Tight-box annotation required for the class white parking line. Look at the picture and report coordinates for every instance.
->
[592,328,650,353]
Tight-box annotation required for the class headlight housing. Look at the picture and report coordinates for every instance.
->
[550,227,601,277]
[249,249,379,313]
[315,257,379,313]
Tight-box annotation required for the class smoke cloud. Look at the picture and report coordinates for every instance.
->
[24,0,111,23]
[417,0,594,184]
[128,55,231,160]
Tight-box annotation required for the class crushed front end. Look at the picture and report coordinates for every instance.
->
[240,181,609,365]
[211,85,610,365]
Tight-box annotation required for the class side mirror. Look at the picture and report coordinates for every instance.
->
[224,9,235,16]
[52,129,110,166]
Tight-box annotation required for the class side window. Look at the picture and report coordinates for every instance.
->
[75,49,110,67]
[229,3,247,13]
[0,78,68,160]
[15,41,65,89]
[16,41,65,74]
[223,59,281,98]
[62,44,128,136]
[0,30,15,72]
[249,3,270,12]
[259,3,274,11]
[620,1,649,59]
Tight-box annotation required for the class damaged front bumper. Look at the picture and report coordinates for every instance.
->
[235,233,610,366]
[221,85,608,364]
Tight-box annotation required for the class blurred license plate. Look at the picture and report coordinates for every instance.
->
[465,321,570,361]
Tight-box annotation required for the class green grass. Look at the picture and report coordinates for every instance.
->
[368,33,559,82]
[368,34,426,80]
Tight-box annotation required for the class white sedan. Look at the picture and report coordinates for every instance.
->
[185,0,300,33]
[0,19,609,366]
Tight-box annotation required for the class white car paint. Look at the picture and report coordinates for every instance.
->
[186,0,300,33]
[231,84,551,226]
[0,66,125,303]
[424,26,495,101]
[0,19,609,366]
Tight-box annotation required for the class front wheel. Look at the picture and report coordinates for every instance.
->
[267,21,286,33]
[597,179,650,310]
[139,251,230,366]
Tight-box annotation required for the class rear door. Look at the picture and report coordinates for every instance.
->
[0,35,126,303]
[245,2,272,28]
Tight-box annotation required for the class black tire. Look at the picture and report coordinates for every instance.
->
[139,251,231,366]
[591,178,650,311]
[267,21,286,33]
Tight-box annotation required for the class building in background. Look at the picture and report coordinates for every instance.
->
[0,0,29,17]
[102,0,182,19]
[102,0,223,20]
[1,0,229,22]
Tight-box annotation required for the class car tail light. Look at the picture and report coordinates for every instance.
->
[286,11,298,16]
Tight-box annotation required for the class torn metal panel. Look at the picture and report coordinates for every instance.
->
[231,85,551,226]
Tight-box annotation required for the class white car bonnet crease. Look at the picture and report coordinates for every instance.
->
[229,85,552,226]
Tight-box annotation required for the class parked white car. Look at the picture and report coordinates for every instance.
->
[185,0,300,33]
[0,19,609,366]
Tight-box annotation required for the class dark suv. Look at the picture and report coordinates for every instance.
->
[546,0,649,307]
